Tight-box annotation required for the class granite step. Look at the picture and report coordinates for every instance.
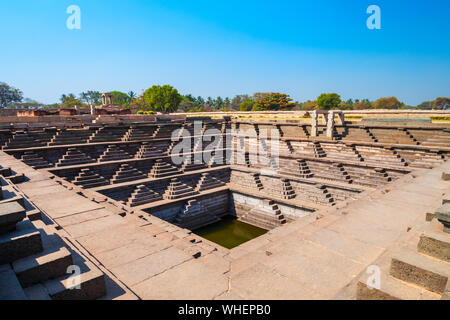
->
[41,260,106,300]
[23,283,51,300]
[0,219,43,264]
[435,203,450,233]
[12,246,73,288]
[0,201,26,234]
[417,225,450,263]
[390,249,450,294]
[356,271,440,300]
[0,264,28,300]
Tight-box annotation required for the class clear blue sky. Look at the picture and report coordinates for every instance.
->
[0,0,449,105]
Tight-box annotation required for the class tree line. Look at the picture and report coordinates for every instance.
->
[1,81,449,112]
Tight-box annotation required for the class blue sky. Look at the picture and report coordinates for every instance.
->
[0,0,449,105]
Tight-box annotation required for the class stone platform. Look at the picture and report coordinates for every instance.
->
[0,117,448,300]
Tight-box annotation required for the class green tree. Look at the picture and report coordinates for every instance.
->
[224,97,231,109]
[373,97,403,109]
[206,97,214,108]
[253,92,272,101]
[232,94,250,104]
[196,96,205,109]
[79,91,102,105]
[316,93,342,110]
[130,93,146,110]
[353,100,372,110]
[142,85,182,113]
[301,100,317,110]
[128,91,137,101]
[179,95,195,112]
[183,94,196,103]
[110,91,131,108]
[416,101,433,110]
[432,97,450,110]
[240,100,254,111]
[338,99,354,110]
[60,93,83,108]
[252,93,295,111]
[231,94,251,109]
[214,97,224,110]
[0,82,23,108]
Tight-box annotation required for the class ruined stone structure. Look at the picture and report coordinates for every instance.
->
[0,112,449,300]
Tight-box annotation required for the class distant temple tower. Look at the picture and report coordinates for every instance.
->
[95,93,131,115]
[102,93,114,106]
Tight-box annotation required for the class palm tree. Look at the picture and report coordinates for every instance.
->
[128,91,137,101]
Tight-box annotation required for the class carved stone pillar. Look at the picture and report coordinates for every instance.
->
[326,111,335,138]
[311,111,318,137]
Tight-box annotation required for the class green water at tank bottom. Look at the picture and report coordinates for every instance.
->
[194,215,268,249]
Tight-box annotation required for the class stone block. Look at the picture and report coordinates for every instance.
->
[0,167,12,177]
[443,192,450,205]
[0,264,27,300]
[435,203,450,233]
[13,247,73,288]
[8,173,25,184]
[417,231,450,262]
[390,250,449,294]
[0,201,26,234]
[26,209,42,221]
[0,220,43,264]
[24,283,51,300]
[44,268,106,300]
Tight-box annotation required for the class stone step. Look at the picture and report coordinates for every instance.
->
[23,283,51,300]
[8,174,25,184]
[417,227,450,262]
[357,271,440,300]
[177,214,220,231]
[435,203,450,233]
[0,201,26,234]
[12,247,73,288]
[0,219,43,264]
[243,209,285,229]
[443,193,450,205]
[390,250,450,294]
[239,214,277,230]
[74,176,106,184]
[41,261,106,300]
[442,282,450,300]
[0,167,12,176]
[0,264,28,300]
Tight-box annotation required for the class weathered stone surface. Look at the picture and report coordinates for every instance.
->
[44,268,106,300]
[1,117,449,301]
[417,231,450,262]
[0,264,27,300]
[0,220,43,264]
[0,201,26,234]
[435,203,450,233]
[111,246,192,287]
[12,247,73,287]
[390,250,450,294]
[133,258,229,299]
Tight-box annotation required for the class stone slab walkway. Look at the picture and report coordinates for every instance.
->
[1,150,448,299]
